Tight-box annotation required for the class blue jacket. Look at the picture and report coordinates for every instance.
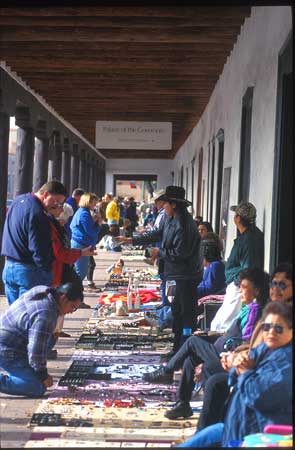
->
[1,193,54,271]
[70,207,100,247]
[64,196,78,238]
[197,260,226,299]
[222,342,292,446]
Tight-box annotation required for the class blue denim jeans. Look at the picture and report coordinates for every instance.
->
[71,240,89,281]
[176,422,224,447]
[0,357,46,397]
[2,260,53,305]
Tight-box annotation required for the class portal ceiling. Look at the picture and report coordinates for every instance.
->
[0,6,251,159]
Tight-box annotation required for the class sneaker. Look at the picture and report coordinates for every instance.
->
[164,401,193,420]
[47,349,58,360]
[77,302,91,309]
[86,284,101,292]
[143,366,173,384]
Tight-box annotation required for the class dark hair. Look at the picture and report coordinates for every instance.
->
[262,301,293,328]
[238,216,255,228]
[271,263,292,281]
[201,239,222,262]
[72,188,85,197]
[239,268,270,308]
[37,181,67,197]
[56,282,84,302]
[198,221,213,233]
[167,200,188,213]
[109,224,120,236]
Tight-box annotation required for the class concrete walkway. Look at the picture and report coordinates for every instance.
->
[0,250,118,448]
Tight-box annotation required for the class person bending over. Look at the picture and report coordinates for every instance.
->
[0,283,83,397]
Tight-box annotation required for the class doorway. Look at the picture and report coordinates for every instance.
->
[270,33,293,270]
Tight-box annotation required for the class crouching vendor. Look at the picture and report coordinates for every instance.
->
[0,283,83,397]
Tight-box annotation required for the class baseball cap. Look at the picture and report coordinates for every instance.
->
[230,201,256,224]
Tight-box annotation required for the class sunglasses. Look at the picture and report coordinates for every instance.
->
[261,322,286,334]
[269,281,290,290]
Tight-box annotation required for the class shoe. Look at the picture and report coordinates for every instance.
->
[47,349,58,360]
[77,302,91,309]
[59,331,71,338]
[87,283,101,292]
[143,366,173,384]
[164,401,193,420]
[144,311,159,327]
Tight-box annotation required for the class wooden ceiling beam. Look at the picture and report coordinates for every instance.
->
[0,27,241,44]
[0,41,237,52]
[0,6,251,19]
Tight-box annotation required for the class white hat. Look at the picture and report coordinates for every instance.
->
[58,203,74,222]
[152,189,166,202]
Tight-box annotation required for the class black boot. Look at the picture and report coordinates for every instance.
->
[164,401,193,420]
[143,366,173,384]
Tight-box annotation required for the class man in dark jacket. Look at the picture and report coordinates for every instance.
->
[1,181,67,304]
[64,187,85,239]
[117,186,202,352]
[210,201,264,331]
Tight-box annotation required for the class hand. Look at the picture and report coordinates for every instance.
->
[81,245,97,257]
[220,352,235,371]
[194,363,203,383]
[233,352,255,375]
[114,236,132,245]
[42,375,53,388]
[150,247,159,262]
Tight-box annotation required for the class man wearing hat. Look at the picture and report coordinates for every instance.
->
[117,186,202,353]
[210,201,264,332]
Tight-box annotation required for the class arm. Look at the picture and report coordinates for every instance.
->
[79,210,100,240]
[132,228,163,246]
[28,210,53,271]
[27,316,56,381]
[235,347,292,413]
[158,225,198,262]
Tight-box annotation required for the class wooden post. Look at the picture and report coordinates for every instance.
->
[14,106,34,197]
[70,143,79,194]
[32,120,49,192]
[0,108,10,294]
[61,137,71,192]
[78,148,87,190]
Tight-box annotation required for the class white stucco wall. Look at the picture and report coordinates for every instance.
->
[173,6,292,269]
[105,158,173,194]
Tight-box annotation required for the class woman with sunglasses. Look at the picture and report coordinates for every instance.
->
[195,262,292,432]
[176,300,292,447]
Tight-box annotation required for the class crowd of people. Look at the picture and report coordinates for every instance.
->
[0,180,292,447]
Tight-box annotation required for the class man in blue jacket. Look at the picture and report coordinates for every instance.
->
[1,181,67,304]
[64,188,85,239]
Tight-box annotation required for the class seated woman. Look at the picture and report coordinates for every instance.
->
[195,262,292,432]
[143,267,268,420]
[176,301,293,447]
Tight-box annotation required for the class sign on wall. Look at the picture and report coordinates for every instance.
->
[96,121,172,150]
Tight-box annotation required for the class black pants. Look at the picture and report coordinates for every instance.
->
[87,256,96,283]
[165,335,224,403]
[197,372,229,431]
[171,279,202,352]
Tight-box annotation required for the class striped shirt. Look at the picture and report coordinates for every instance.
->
[0,286,59,381]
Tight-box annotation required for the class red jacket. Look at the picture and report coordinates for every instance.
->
[50,221,81,287]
